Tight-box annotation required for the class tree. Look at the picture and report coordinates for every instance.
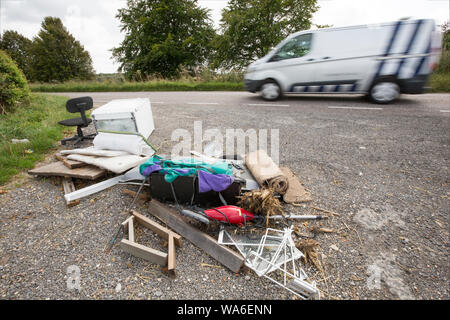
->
[441,21,449,51]
[212,0,319,70]
[112,0,216,79]
[0,50,30,114]
[0,30,34,81]
[31,17,94,82]
[436,21,449,74]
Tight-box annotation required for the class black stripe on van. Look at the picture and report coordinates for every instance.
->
[414,39,431,76]
[290,80,357,92]
[395,19,424,76]
[373,20,403,79]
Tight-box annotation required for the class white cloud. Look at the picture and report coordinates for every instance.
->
[313,0,449,28]
[0,0,126,73]
[1,0,448,74]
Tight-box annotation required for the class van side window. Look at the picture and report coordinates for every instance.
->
[275,33,312,60]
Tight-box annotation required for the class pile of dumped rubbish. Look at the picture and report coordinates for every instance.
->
[29,97,339,300]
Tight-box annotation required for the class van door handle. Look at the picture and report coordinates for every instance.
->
[322,56,331,59]
[306,58,315,61]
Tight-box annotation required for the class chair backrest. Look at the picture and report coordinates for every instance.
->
[66,96,93,113]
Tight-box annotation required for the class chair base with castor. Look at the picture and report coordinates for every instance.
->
[60,126,96,145]
[58,96,96,146]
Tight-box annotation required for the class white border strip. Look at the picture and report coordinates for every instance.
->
[245,103,290,107]
[187,102,219,105]
[328,106,383,110]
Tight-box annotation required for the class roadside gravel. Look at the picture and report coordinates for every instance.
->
[0,92,448,300]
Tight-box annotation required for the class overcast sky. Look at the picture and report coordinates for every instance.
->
[0,0,448,73]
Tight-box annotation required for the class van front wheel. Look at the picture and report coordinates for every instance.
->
[260,80,281,101]
[369,80,400,104]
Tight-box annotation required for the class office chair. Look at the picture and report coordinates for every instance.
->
[58,96,96,145]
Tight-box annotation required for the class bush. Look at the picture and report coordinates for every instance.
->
[0,50,30,114]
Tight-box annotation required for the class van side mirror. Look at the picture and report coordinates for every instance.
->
[269,54,281,62]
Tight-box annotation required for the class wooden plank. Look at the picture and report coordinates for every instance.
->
[128,216,135,242]
[168,234,176,273]
[123,188,149,201]
[62,177,79,207]
[28,161,106,180]
[62,177,76,194]
[131,210,182,247]
[148,200,244,273]
[121,216,133,235]
[55,153,86,169]
[120,239,167,266]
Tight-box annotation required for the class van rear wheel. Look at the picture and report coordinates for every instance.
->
[369,80,400,104]
[260,80,281,101]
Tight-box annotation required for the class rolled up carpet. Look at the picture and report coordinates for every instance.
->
[244,150,289,194]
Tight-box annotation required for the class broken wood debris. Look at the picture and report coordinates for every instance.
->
[28,161,106,180]
[61,177,79,207]
[55,153,87,169]
[148,199,244,273]
[310,226,335,234]
[120,210,181,277]
[310,206,340,217]
[121,239,167,266]
[237,188,283,226]
[167,234,176,274]
[130,210,182,247]
[123,188,150,202]
[295,239,323,272]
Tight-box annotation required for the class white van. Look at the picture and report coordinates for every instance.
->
[244,18,442,103]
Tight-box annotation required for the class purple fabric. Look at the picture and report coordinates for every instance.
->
[198,170,234,193]
[142,164,162,176]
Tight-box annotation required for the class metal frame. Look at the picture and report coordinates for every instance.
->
[91,111,139,136]
[219,226,320,300]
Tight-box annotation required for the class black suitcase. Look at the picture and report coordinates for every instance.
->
[148,171,244,207]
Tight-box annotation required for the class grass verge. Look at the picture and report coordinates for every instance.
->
[427,73,450,93]
[0,94,72,186]
[30,75,449,93]
[30,80,244,92]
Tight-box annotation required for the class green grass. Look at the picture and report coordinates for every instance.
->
[428,72,450,93]
[0,94,72,185]
[29,80,244,92]
[29,73,449,93]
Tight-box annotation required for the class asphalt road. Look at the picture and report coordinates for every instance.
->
[1,91,448,301]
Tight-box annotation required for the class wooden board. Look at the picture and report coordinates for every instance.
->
[62,177,76,194]
[28,161,106,180]
[120,239,167,266]
[168,234,176,274]
[128,216,135,242]
[55,153,86,169]
[131,210,182,247]
[123,188,149,201]
[62,177,79,207]
[121,216,133,232]
[148,200,244,273]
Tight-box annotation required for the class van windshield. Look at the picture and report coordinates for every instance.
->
[275,33,312,60]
